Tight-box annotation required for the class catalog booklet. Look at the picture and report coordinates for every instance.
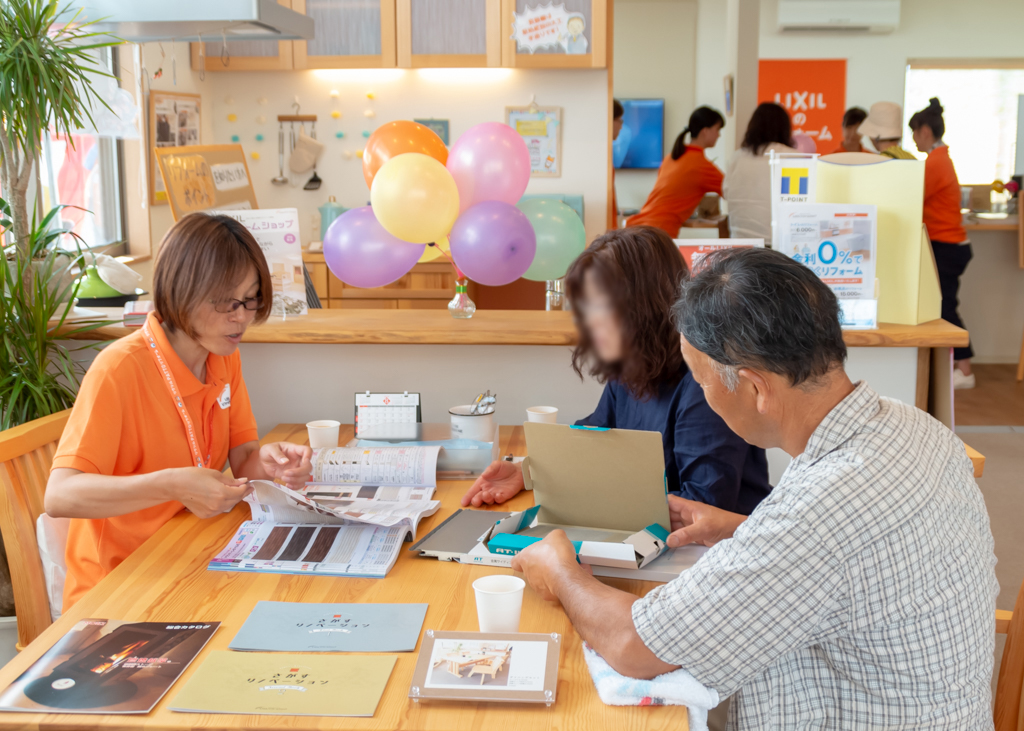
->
[230,601,428,653]
[170,651,396,716]
[0,619,218,714]
[310,445,440,487]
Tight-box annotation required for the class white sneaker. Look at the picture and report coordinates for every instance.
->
[953,370,976,390]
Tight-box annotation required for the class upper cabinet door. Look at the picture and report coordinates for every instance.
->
[500,0,606,68]
[396,0,501,68]
[292,0,398,69]
[190,0,294,71]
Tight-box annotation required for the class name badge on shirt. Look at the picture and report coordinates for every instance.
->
[218,384,231,410]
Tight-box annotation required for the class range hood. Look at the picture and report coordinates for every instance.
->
[67,0,315,43]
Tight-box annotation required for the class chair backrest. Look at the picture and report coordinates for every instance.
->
[0,409,70,649]
[995,576,1024,731]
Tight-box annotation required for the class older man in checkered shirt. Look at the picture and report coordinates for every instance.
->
[512,248,998,730]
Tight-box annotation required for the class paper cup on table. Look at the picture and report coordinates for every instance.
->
[306,420,341,449]
[449,405,495,442]
[526,406,558,424]
[473,575,525,633]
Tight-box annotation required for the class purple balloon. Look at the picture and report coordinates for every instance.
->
[447,122,531,213]
[323,206,425,288]
[449,201,537,287]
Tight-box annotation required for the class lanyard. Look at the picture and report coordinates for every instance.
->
[142,318,213,469]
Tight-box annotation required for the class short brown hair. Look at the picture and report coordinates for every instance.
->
[153,213,273,337]
[564,226,688,399]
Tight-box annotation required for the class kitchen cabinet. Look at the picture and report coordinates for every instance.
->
[292,0,397,69]
[396,0,501,68]
[305,253,475,309]
[190,0,294,71]
[500,0,606,68]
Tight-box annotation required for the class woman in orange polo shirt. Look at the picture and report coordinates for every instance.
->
[910,97,974,389]
[626,107,725,237]
[46,213,314,609]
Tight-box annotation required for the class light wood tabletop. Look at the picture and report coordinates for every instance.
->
[63,308,968,349]
[0,425,686,731]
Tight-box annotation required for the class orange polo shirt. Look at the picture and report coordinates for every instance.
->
[53,312,259,610]
[627,147,724,237]
[923,145,967,243]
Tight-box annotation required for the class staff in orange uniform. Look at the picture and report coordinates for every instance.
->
[626,107,725,237]
[46,214,314,610]
[909,97,974,389]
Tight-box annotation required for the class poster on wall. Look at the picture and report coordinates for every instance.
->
[506,105,562,177]
[757,59,846,155]
[149,91,202,206]
[511,2,589,55]
[210,208,308,317]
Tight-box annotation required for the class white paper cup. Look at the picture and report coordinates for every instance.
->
[526,406,558,424]
[449,405,495,442]
[473,575,525,633]
[306,420,341,449]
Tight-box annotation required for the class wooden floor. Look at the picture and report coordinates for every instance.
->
[955,364,1024,425]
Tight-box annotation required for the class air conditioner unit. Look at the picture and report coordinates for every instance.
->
[777,0,901,33]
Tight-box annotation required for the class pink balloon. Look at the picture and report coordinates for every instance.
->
[792,133,817,154]
[323,206,424,289]
[450,201,536,287]
[447,122,531,212]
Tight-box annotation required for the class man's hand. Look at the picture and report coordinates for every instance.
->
[510,530,584,602]
[461,460,525,507]
[667,495,746,548]
[169,467,253,518]
[259,442,313,489]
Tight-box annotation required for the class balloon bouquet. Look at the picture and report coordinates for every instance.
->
[322,119,587,315]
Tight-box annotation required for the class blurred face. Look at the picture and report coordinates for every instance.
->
[191,267,260,357]
[580,268,623,363]
[694,123,722,149]
[613,116,624,140]
[912,125,935,152]
[843,124,861,146]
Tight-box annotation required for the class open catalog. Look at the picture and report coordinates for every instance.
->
[209,446,441,579]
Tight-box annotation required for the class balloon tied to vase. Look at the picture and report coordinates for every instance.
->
[321,120,587,318]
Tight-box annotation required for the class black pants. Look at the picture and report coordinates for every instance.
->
[931,240,974,361]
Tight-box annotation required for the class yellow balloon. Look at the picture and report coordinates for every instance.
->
[370,153,459,244]
[418,237,450,263]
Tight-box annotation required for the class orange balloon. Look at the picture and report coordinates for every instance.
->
[362,121,448,190]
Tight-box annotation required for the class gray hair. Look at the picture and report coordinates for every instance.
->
[673,248,847,388]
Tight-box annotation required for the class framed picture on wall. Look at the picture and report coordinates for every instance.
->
[506,104,562,178]
[149,91,202,206]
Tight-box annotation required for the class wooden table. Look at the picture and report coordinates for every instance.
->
[0,425,684,731]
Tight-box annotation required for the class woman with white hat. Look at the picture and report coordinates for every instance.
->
[858,102,917,159]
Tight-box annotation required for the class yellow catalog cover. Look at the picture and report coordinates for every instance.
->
[169,651,396,716]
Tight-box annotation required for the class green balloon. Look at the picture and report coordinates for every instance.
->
[517,199,587,281]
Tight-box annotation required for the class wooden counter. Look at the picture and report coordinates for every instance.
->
[65,310,969,348]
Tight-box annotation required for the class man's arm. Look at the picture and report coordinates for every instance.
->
[511,531,678,679]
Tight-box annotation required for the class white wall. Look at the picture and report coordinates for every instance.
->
[612,0,697,211]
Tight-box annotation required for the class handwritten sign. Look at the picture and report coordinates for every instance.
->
[511,2,587,55]
[155,144,257,221]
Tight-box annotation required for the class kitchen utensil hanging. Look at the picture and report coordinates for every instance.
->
[277,113,323,190]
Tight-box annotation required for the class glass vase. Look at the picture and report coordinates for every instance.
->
[448,279,476,319]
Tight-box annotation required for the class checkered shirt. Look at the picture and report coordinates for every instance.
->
[632,381,998,730]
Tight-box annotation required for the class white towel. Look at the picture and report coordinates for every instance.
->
[582,643,720,731]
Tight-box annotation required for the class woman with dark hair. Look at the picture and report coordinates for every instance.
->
[625,107,725,237]
[909,97,974,389]
[723,102,797,245]
[46,213,313,609]
[461,226,771,513]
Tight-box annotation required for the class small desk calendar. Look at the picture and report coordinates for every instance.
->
[355,392,422,438]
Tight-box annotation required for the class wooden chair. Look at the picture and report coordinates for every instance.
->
[995,576,1024,731]
[0,409,70,649]
[469,649,511,685]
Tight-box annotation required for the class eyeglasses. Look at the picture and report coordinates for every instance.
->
[211,295,263,314]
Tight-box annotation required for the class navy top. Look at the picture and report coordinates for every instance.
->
[575,366,772,515]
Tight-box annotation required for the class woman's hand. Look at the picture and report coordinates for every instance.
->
[461,460,526,507]
[170,467,253,518]
[258,442,313,489]
[666,495,746,547]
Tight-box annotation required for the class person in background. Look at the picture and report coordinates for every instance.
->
[831,106,867,153]
[858,101,917,160]
[612,99,632,169]
[723,102,796,246]
[511,247,996,730]
[46,214,314,610]
[910,97,974,389]
[625,107,725,237]
[462,226,771,514]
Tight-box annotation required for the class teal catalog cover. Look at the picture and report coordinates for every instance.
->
[229,601,428,653]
